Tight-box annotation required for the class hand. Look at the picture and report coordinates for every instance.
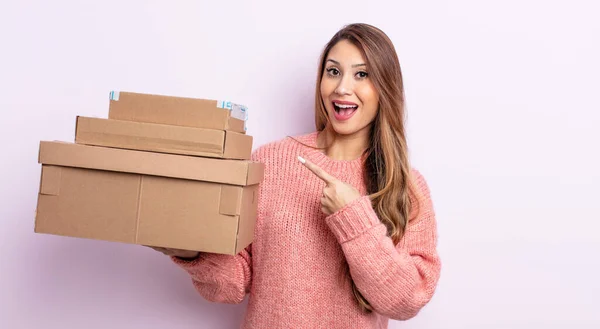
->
[146,246,199,260]
[299,156,361,215]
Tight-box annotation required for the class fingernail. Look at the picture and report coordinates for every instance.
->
[298,156,306,164]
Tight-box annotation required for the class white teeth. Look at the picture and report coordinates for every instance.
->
[334,103,357,109]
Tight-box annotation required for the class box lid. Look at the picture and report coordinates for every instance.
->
[108,91,246,133]
[38,141,263,186]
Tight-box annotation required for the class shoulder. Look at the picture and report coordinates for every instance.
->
[409,168,431,197]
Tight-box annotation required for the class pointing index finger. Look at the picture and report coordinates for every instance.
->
[298,156,336,184]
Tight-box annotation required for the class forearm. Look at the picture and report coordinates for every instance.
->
[326,196,441,320]
[341,223,439,319]
[171,248,252,304]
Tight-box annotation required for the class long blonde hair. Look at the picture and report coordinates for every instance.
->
[314,23,420,313]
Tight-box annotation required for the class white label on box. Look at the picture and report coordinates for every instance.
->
[217,100,248,121]
[217,100,248,131]
[109,91,120,101]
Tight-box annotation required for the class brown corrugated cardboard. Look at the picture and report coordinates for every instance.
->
[75,116,253,160]
[35,165,258,255]
[108,91,246,134]
[38,141,263,186]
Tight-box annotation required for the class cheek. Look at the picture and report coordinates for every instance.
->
[320,79,334,100]
[357,84,379,115]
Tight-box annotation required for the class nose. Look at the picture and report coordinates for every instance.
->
[334,75,353,96]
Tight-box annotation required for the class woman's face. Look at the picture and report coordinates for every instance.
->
[320,40,379,138]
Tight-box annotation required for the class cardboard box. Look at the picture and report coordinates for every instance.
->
[108,91,246,133]
[34,141,264,255]
[75,116,253,160]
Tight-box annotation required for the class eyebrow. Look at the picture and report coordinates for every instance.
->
[326,59,366,68]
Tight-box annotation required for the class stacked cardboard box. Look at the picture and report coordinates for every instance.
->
[34,91,263,255]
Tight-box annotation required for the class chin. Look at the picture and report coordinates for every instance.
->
[328,118,364,137]
[329,124,357,136]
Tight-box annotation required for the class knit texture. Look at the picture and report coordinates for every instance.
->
[171,131,441,328]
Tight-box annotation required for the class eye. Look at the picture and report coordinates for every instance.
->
[326,68,340,76]
[356,71,368,79]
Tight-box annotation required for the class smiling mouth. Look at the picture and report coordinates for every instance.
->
[332,101,358,121]
[333,102,358,113]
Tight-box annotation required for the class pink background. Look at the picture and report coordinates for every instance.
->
[2,1,599,328]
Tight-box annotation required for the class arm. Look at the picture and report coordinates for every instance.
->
[170,245,252,304]
[325,170,441,320]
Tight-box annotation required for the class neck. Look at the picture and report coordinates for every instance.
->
[317,127,369,161]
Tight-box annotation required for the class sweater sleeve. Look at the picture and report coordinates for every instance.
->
[324,169,441,320]
[170,246,252,304]
[168,146,269,304]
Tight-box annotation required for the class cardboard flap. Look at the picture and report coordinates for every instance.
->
[35,166,140,243]
[235,185,258,254]
[40,165,61,196]
[136,176,240,254]
[219,186,243,216]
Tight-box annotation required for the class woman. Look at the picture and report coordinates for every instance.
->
[150,23,441,328]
